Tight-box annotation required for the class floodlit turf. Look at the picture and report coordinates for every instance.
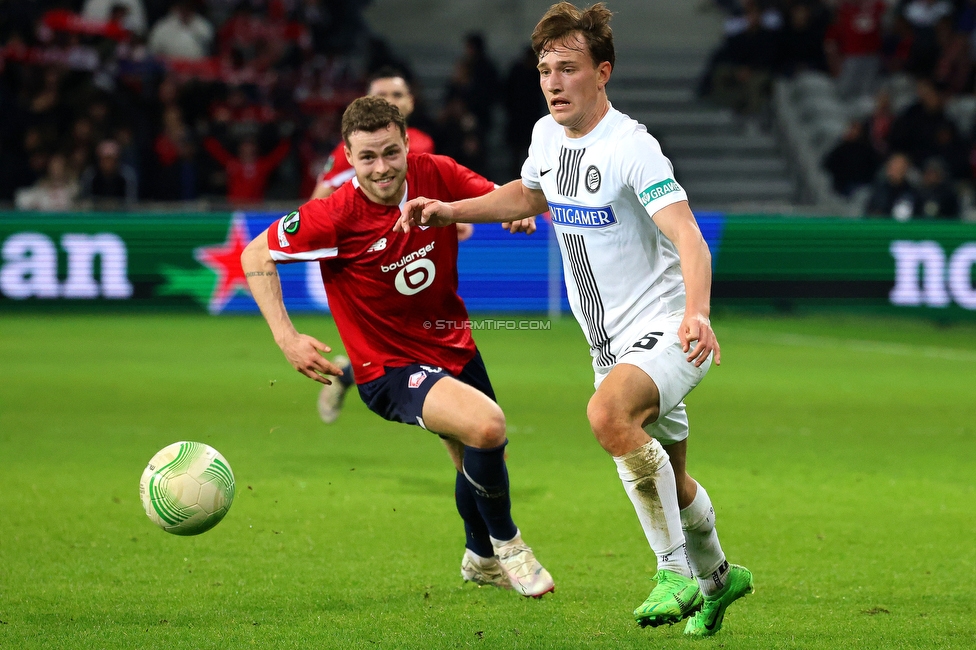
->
[1,311,975,649]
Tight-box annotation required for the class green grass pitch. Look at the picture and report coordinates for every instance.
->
[1,312,974,649]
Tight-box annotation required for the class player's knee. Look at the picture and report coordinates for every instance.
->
[469,404,507,449]
[587,394,657,450]
[587,395,630,447]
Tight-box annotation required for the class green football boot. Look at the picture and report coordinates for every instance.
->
[684,564,754,638]
[634,569,703,628]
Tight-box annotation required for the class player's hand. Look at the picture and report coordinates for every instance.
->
[501,216,536,235]
[395,197,455,233]
[678,312,721,367]
[457,222,475,241]
[278,332,344,384]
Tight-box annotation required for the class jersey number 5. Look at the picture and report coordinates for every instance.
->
[632,331,664,351]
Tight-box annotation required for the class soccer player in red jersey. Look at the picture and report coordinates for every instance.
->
[241,97,553,597]
[310,68,466,420]
[309,67,435,201]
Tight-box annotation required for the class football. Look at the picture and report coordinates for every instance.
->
[139,441,236,536]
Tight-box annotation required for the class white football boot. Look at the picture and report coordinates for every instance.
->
[491,531,555,598]
[460,549,512,589]
[316,355,349,424]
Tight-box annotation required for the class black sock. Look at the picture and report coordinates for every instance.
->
[454,471,494,558]
[461,441,518,542]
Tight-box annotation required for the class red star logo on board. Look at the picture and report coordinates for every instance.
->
[195,214,251,314]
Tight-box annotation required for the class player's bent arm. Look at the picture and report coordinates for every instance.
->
[452,180,549,223]
[241,230,342,384]
[651,201,721,367]
[396,180,547,232]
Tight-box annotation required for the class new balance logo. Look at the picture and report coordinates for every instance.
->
[367,237,387,253]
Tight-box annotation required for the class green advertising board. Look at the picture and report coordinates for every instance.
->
[710,216,976,318]
[0,212,238,312]
[1,211,976,319]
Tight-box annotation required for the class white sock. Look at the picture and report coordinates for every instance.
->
[614,439,691,578]
[680,482,730,596]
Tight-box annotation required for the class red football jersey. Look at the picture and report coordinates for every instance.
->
[316,127,435,190]
[269,153,493,384]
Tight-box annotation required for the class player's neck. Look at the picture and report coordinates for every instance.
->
[564,99,610,139]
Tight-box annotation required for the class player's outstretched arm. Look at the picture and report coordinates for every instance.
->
[241,231,344,385]
[394,180,547,233]
[651,201,721,368]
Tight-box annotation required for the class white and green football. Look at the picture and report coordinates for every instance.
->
[139,441,235,536]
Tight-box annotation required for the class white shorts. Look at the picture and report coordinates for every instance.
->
[593,312,711,445]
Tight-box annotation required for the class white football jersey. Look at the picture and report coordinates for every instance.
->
[522,105,689,371]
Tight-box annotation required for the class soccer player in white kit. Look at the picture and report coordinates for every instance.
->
[396,2,753,638]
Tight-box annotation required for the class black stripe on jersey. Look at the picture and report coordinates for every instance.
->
[557,147,585,197]
[562,233,615,367]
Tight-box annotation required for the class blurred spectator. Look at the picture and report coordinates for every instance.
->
[903,0,954,29]
[7,127,51,197]
[887,78,963,172]
[442,32,499,166]
[309,67,434,200]
[82,0,147,35]
[707,3,780,114]
[217,2,263,59]
[505,46,548,180]
[824,0,887,99]
[457,33,500,140]
[147,1,213,60]
[865,152,917,220]
[80,139,138,205]
[901,1,955,77]
[722,0,783,35]
[298,113,339,198]
[864,88,894,158]
[823,120,879,196]
[913,156,960,218]
[203,135,290,204]
[883,15,917,74]
[14,153,80,211]
[0,0,399,209]
[149,106,200,200]
[932,121,970,180]
[934,0,976,93]
[435,96,485,176]
[779,2,829,76]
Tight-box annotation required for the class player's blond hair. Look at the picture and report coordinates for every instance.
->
[341,96,407,146]
[532,2,615,70]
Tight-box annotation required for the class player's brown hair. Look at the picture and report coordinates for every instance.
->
[532,2,615,70]
[341,96,407,146]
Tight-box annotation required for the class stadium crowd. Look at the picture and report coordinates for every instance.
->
[706,0,976,219]
[0,0,545,211]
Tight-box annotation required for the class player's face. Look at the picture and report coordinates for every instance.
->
[345,123,410,206]
[368,77,414,119]
[537,33,612,136]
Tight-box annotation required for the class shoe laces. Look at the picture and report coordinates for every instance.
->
[497,542,536,579]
